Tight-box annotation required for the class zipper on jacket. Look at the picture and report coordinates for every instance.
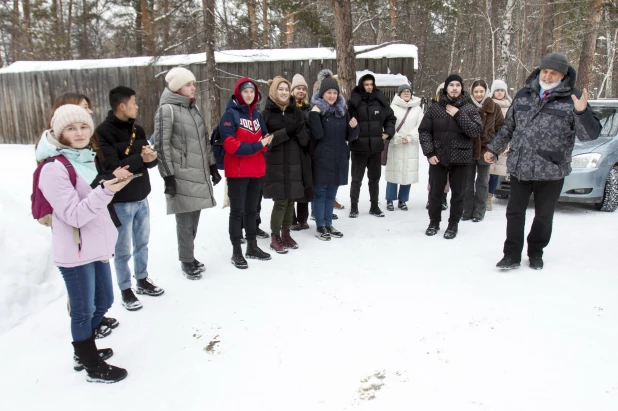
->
[191,105,215,201]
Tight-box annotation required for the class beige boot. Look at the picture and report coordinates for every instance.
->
[486,193,493,211]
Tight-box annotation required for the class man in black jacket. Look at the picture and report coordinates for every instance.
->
[348,73,396,218]
[419,74,483,239]
[96,86,164,311]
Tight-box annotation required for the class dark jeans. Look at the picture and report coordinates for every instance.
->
[175,210,201,263]
[463,161,491,219]
[229,177,262,246]
[504,176,564,261]
[488,174,499,194]
[292,202,309,225]
[59,261,114,342]
[350,151,382,204]
[271,198,295,235]
[314,185,339,227]
[428,163,467,224]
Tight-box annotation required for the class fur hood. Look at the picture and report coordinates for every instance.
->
[311,92,347,118]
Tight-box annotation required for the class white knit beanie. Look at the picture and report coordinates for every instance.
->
[50,104,94,141]
[165,67,197,92]
[291,74,308,91]
[490,79,513,102]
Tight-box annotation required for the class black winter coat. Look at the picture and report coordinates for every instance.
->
[347,85,396,154]
[95,111,158,203]
[308,93,359,186]
[261,98,310,199]
[419,91,483,166]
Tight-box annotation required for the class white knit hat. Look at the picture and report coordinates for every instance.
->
[165,67,197,92]
[291,74,308,91]
[50,104,94,140]
[490,79,513,102]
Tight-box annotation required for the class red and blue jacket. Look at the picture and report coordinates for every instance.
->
[219,77,270,178]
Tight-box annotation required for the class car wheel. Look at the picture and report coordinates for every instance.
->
[595,165,618,212]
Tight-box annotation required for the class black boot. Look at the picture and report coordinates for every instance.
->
[74,348,114,371]
[231,244,248,269]
[72,338,127,383]
[443,222,458,239]
[425,221,440,236]
[441,193,449,210]
[349,203,359,218]
[181,262,202,280]
[386,201,394,211]
[369,202,385,217]
[496,256,521,270]
[246,240,272,261]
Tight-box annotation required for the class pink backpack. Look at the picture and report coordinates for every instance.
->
[32,155,77,224]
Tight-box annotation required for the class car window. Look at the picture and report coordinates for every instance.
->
[591,106,618,137]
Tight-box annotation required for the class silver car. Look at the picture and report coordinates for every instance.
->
[496,99,618,211]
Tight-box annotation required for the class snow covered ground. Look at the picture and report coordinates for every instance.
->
[1,143,617,411]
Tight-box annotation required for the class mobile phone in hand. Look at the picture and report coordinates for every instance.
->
[112,173,143,184]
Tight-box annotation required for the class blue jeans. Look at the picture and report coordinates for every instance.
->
[488,174,499,194]
[385,182,411,202]
[59,262,114,342]
[314,185,338,227]
[113,200,150,290]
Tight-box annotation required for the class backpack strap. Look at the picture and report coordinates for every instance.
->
[48,155,77,187]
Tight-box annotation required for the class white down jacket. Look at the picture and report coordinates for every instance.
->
[385,95,423,185]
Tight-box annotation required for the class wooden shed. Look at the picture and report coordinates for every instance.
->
[0,44,418,144]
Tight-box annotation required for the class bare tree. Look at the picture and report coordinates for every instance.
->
[203,0,221,130]
[12,0,20,61]
[577,0,603,90]
[497,0,516,80]
[262,0,269,47]
[331,0,355,99]
[248,0,258,48]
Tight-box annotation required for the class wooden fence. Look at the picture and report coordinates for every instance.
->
[0,54,415,144]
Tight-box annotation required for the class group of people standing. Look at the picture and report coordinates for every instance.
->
[33,51,600,384]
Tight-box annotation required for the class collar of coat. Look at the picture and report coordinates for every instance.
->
[265,97,296,113]
[311,92,347,118]
[348,86,390,109]
[104,110,136,130]
[468,97,496,113]
[392,94,422,109]
[439,90,471,108]
[524,65,577,97]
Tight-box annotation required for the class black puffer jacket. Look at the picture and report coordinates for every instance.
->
[419,91,483,166]
[261,98,310,199]
[347,76,396,154]
[95,111,158,203]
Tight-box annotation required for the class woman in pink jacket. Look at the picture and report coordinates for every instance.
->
[38,105,131,383]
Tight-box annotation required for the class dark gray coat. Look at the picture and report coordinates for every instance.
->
[488,67,601,181]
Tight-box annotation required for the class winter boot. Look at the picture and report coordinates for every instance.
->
[290,222,310,231]
[121,288,143,311]
[72,338,128,383]
[315,226,332,241]
[181,262,203,280]
[369,202,385,217]
[334,199,345,209]
[100,316,119,329]
[496,256,521,270]
[332,213,339,220]
[326,226,343,238]
[349,203,359,218]
[246,240,272,260]
[486,193,493,211]
[386,201,394,211]
[74,348,113,371]
[231,244,248,269]
[136,277,165,296]
[443,222,458,239]
[425,221,440,236]
[256,227,270,239]
[398,201,408,211]
[94,323,112,339]
[270,234,289,254]
[529,257,544,270]
[472,217,483,223]
[193,259,206,272]
[281,228,299,249]
[441,193,449,210]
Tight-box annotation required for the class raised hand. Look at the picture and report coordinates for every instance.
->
[572,89,589,112]
[446,104,459,117]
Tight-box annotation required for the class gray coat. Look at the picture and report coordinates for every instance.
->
[487,66,601,181]
[155,88,217,215]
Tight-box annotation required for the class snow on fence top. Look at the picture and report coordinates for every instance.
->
[356,70,409,87]
[0,44,418,74]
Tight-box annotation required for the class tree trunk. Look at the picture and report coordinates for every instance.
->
[11,0,19,62]
[160,0,169,48]
[203,0,221,130]
[279,9,287,47]
[577,0,603,90]
[248,0,258,48]
[22,0,32,51]
[388,0,397,40]
[262,0,269,47]
[141,0,155,55]
[331,0,355,99]
[135,0,143,56]
[66,0,74,59]
[540,0,554,54]
[598,6,616,98]
[81,0,89,58]
[497,0,515,80]
[448,14,459,74]
[286,12,295,47]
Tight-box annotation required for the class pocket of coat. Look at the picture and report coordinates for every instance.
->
[542,108,568,118]
[537,149,565,165]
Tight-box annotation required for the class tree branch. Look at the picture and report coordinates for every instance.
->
[354,40,403,56]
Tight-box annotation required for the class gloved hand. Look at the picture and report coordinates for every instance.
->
[210,165,222,186]
[163,176,176,196]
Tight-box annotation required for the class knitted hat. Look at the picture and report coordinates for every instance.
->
[291,74,308,91]
[490,79,512,102]
[50,104,94,140]
[318,69,340,97]
[165,67,196,92]
[268,76,292,112]
[239,81,256,92]
[540,52,569,75]
[397,84,412,95]
[444,74,464,89]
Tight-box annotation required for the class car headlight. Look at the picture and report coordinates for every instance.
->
[571,153,602,168]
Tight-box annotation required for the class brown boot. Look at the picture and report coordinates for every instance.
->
[281,228,299,249]
[334,199,345,210]
[486,193,493,211]
[269,234,288,254]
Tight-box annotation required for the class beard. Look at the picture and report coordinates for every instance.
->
[539,79,561,90]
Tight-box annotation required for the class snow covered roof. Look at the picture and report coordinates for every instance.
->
[0,44,418,74]
[356,70,409,87]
